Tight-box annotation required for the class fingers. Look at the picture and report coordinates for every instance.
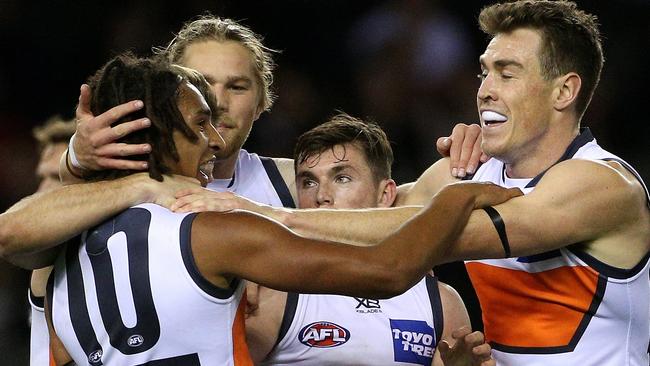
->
[436,137,452,157]
[448,124,465,177]
[456,125,481,178]
[245,282,260,318]
[451,325,472,339]
[95,142,151,158]
[88,118,151,148]
[76,84,93,121]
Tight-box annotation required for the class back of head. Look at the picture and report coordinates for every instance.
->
[84,54,218,182]
[160,14,277,112]
[479,0,603,119]
[32,115,76,150]
[294,113,393,183]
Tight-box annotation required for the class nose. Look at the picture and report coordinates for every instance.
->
[316,184,333,207]
[212,85,229,113]
[477,74,496,103]
[207,121,226,151]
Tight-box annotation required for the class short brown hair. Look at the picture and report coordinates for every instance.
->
[32,116,76,149]
[479,0,604,118]
[159,15,277,112]
[84,53,218,182]
[294,113,393,183]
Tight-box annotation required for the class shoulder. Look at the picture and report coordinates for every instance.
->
[537,159,646,203]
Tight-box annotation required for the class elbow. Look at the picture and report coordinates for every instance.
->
[0,214,25,260]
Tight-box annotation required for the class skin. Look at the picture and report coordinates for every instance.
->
[180,40,264,179]
[38,80,517,365]
[246,142,493,366]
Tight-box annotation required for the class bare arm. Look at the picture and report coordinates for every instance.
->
[191,182,521,299]
[245,287,287,364]
[448,159,650,268]
[0,174,200,268]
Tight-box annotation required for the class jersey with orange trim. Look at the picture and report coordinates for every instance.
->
[48,203,251,365]
[466,128,650,365]
[262,276,443,366]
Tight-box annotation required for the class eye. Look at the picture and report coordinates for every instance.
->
[229,84,248,92]
[301,179,317,188]
[501,73,513,80]
[197,120,207,132]
[335,175,351,184]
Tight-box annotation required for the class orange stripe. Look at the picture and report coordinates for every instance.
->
[49,348,56,366]
[466,262,599,348]
[233,289,253,366]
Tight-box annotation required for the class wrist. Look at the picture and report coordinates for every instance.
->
[68,134,86,170]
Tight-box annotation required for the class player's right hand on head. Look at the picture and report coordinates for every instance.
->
[436,123,490,178]
[449,181,522,209]
[73,84,152,171]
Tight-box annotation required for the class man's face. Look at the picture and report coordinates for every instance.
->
[180,40,263,163]
[36,142,68,192]
[171,81,225,187]
[477,28,556,163]
[296,143,392,209]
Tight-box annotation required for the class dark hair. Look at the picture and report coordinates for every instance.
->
[479,0,603,118]
[294,113,393,183]
[84,53,218,182]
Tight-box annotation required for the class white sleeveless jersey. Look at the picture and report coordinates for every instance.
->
[48,203,251,366]
[466,128,650,365]
[263,276,443,366]
[29,289,49,366]
[206,149,295,208]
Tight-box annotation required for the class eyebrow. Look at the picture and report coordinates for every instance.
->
[479,56,524,70]
[296,170,317,181]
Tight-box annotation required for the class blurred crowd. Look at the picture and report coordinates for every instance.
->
[1,0,648,363]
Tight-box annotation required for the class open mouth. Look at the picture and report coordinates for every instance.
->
[481,110,508,126]
[199,157,216,183]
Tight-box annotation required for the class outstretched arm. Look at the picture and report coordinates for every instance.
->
[192,182,521,299]
[0,174,200,268]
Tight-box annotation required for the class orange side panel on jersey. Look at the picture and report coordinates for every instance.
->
[233,289,253,366]
[49,350,56,366]
[466,262,600,348]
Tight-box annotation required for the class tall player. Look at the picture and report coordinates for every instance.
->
[184,1,649,364]
[0,55,517,365]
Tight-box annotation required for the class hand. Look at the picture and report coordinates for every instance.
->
[447,181,523,209]
[170,189,265,213]
[436,124,490,178]
[142,174,201,209]
[74,84,152,171]
[439,326,495,366]
[245,282,260,318]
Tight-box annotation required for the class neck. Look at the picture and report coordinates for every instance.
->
[212,151,240,179]
[504,124,580,179]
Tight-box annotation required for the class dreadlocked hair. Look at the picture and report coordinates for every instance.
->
[84,53,209,182]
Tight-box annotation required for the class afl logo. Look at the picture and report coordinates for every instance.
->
[299,321,350,348]
[127,334,144,347]
[88,349,102,364]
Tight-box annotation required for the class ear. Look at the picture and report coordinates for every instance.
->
[377,179,398,207]
[254,103,264,121]
[553,72,581,112]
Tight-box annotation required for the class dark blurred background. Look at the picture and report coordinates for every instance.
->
[1,0,648,364]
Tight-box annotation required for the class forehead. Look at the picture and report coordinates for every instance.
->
[481,28,543,67]
[298,143,370,172]
[181,40,256,80]
[177,82,210,117]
